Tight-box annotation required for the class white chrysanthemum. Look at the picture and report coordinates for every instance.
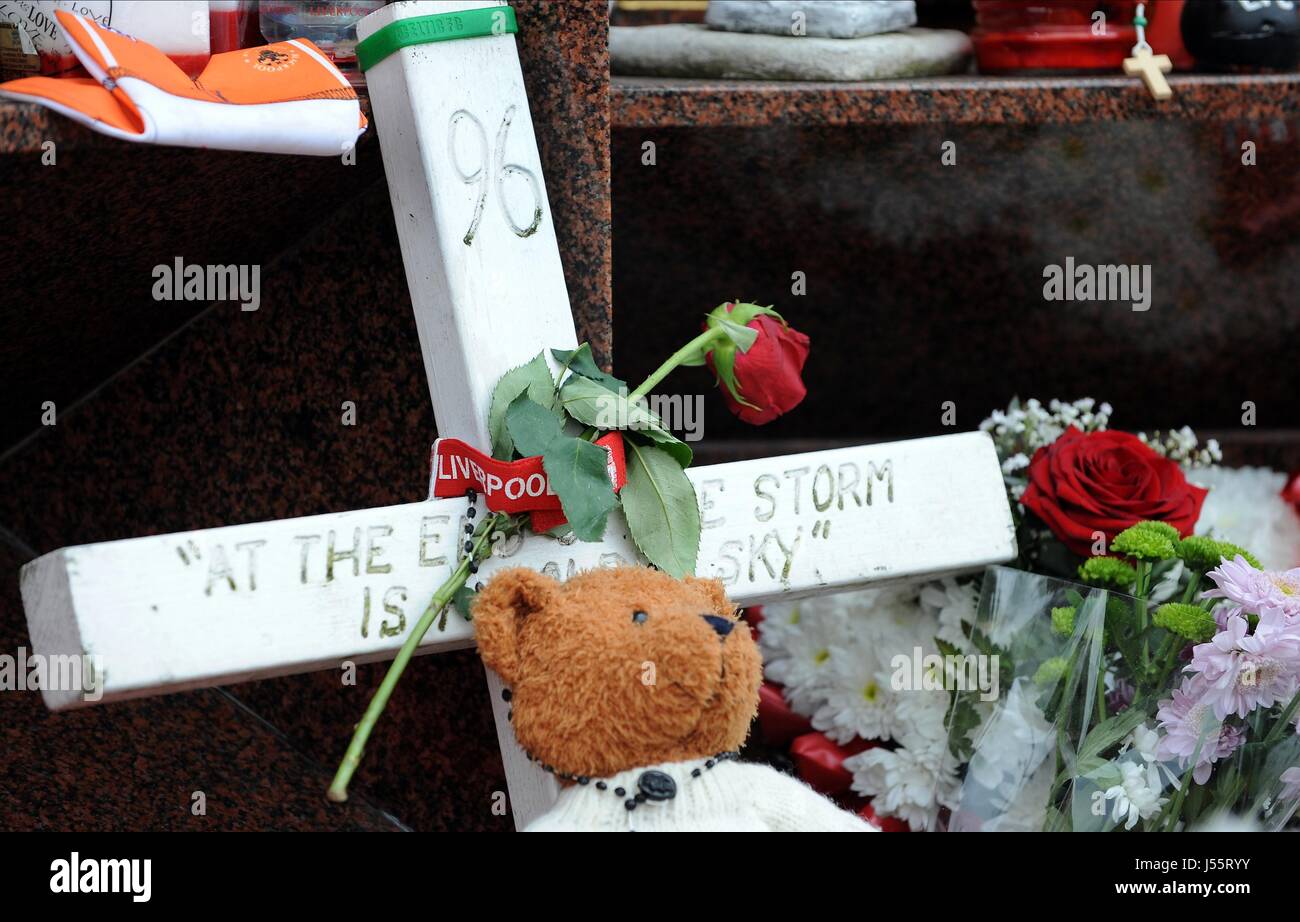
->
[966,679,1054,801]
[919,578,979,652]
[1190,466,1300,571]
[846,743,960,831]
[769,585,926,737]
[1102,761,1168,830]
[1119,723,1181,789]
[756,601,809,658]
[974,760,1053,832]
[812,644,898,743]
[761,601,851,716]
[836,585,927,648]
[893,683,952,760]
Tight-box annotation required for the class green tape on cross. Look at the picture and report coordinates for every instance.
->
[357,5,518,72]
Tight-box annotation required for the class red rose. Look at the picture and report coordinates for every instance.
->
[1284,471,1300,517]
[705,303,810,425]
[1020,428,1208,557]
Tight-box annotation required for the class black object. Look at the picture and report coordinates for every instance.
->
[1182,0,1300,70]
[636,770,678,802]
[702,614,734,636]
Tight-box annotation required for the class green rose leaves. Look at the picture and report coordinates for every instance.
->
[487,346,700,576]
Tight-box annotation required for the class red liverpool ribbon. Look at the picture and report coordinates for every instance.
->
[429,433,627,533]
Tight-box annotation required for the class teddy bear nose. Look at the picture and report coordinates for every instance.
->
[701,614,734,637]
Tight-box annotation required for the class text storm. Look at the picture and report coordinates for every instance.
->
[697,455,895,591]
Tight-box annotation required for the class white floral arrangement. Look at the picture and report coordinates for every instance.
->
[761,581,978,829]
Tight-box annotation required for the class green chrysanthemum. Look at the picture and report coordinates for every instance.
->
[1034,656,1069,686]
[1152,602,1217,643]
[1215,541,1263,571]
[1110,523,1178,561]
[1176,535,1240,574]
[1051,606,1076,636]
[1106,595,1135,633]
[1131,520,1182,544]
[1078,556,1137,589]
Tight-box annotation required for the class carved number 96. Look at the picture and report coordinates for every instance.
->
[448,105,543,246]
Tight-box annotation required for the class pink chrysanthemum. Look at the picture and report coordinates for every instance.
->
[1203,557,1300,625]
[1281,767,1300,803]
[1107,678,1135,714]
[1155,676,1246,784]
[1204,556,1283,609]
[1213,604,1245,631]
[1186,617,1300,720]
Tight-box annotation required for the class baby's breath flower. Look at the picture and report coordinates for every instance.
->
[980,397,1116,509]
[1078,556,1137,589]
[1138,426,1222,469]
[1152,602,1217,643]
[1001,453,1030,476]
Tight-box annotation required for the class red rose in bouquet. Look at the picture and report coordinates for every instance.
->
[1020,428,1208,557]
[1284,470,1300,517]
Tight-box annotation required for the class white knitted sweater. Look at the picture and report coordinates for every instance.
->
[525,758,877,832]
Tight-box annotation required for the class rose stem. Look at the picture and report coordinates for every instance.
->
[328,511,507,803]
[627,326,727,404]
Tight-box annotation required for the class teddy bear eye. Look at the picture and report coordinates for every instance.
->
[632,610,648,624]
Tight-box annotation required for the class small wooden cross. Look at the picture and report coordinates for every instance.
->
[1123,47,1173,101]
[18,1,1016,828]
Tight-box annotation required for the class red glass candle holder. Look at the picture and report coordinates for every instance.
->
[972,1,1142,73]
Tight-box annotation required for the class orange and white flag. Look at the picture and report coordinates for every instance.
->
[0,11,366,156]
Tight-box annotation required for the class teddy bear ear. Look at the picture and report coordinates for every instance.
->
[683,575,736,618]
[472,567,559,685]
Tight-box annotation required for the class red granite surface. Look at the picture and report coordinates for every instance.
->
[0,0,612,832]
[611,73,1300,128]
[611,117,1300,467]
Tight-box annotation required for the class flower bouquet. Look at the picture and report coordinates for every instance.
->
[756,397,1300,831]
[950,558,1300,831]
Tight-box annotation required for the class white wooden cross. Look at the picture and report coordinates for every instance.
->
[18,1,1016,829]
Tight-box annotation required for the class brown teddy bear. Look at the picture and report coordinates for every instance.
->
[474,565,875,832]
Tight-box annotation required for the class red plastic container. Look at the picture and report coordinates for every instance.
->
[973,0,1141,73]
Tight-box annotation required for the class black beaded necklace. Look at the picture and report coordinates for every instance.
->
[463,488,484,586]
[503,689,740,812]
